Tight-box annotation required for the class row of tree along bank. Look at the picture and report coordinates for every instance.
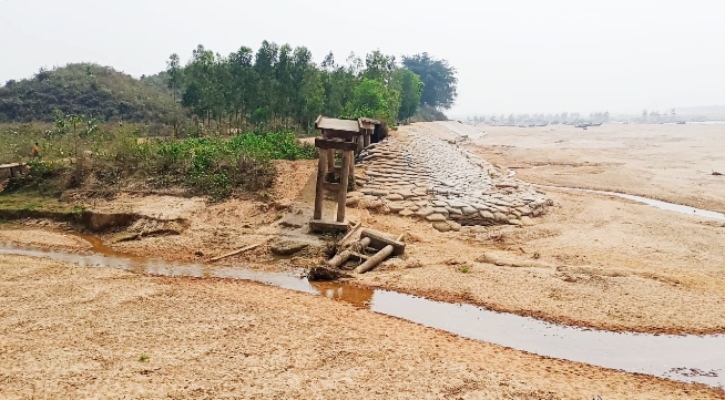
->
[163,42,458,133]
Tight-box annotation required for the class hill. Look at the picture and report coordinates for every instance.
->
[0,63,181,123]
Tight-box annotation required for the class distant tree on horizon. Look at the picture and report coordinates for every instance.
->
[401,53,458,110]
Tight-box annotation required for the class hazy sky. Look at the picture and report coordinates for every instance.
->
[1,0,724,117]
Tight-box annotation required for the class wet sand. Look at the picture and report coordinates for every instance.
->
[1,255,723,399]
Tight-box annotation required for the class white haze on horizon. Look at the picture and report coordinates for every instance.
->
[1,0,724,117]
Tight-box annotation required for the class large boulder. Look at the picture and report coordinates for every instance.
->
[270,238,310,256]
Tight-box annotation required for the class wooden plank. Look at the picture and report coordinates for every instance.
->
[209,242,264,262]
[0,162,25,170]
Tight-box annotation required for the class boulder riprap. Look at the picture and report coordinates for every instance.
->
[354,129,551,230]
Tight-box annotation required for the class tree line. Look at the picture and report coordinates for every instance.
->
[165,41,458,132]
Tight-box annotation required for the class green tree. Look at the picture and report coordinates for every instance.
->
[346,78,390,121]
[402,53,458,110]
[391,69,424,122]
[166,53,183,103]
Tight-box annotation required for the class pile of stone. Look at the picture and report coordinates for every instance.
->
[346,132,552,232]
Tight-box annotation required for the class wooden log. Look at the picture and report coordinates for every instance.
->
[354,234,403,274]
[209,242,264,262]
[327,237,371,268]
[313,150,328,220]
[360,229,406,255]
[337,151,351,223]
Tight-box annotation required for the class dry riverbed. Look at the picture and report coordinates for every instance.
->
[1,255,723,399]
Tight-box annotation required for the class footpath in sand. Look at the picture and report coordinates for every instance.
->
[1,255,722,400]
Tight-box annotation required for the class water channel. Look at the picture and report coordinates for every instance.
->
[1,232,723,388]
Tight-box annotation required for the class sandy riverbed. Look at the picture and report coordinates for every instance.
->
[468,123,725,213]
[1,255,722,399]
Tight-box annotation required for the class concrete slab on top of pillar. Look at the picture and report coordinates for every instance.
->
[309,219,350,234]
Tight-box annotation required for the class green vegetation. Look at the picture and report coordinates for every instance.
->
[139,354,149,362]
[0,64,181,123]
[167,44,434,132]
[1,113,316,201]
[402,53,458,111]
[0,43,457,129]
[459,265,471,274]
[0,41,459,203]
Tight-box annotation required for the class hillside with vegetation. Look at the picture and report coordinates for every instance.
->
[0,41,458,200]
[0,42,457,131]
[0,63,181,123]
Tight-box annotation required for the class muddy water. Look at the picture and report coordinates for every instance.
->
[1,235,724,388]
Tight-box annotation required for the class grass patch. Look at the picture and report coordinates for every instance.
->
[1,121,317,201]
[139,354,150,362]
[459,265,471,274]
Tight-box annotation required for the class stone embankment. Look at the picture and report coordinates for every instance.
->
[347,131,552,232]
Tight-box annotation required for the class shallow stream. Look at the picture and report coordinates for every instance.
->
[1,232,724,388]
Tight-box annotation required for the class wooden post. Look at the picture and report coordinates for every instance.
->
[314,149,328,220]
[364,129,371,147]
[356,135,364,152]
[337,151,351,223]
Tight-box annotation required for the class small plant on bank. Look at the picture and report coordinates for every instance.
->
[459,265,471,274]
[71,204,86,220]
[139,354,150,362]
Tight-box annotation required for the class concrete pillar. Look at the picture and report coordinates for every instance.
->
[337,151,352,223]
[327,149,335,172]
[313,150,328,221]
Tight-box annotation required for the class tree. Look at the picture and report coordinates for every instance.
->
[402,53,458,110]
[166,54,182,103]
[391,69,424,121]
[346,78,390,121]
